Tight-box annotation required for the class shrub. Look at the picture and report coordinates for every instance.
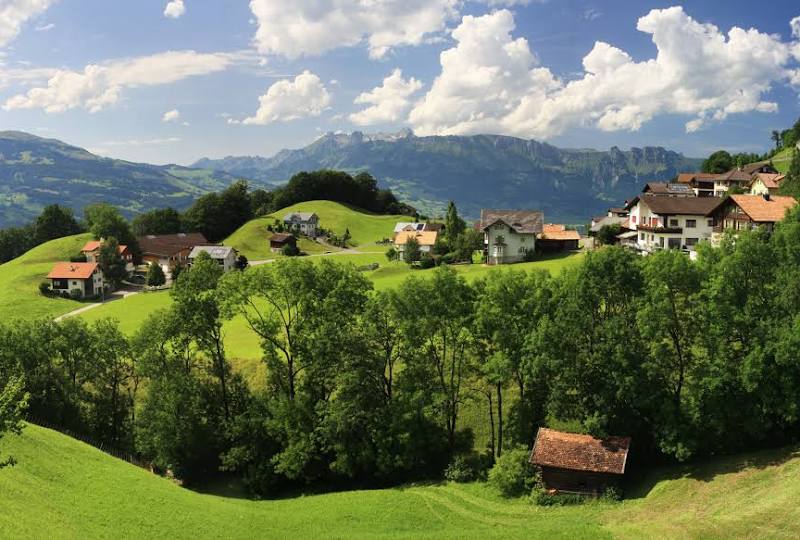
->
[600,486,623,502]
[521,248,537,262]
[39,281,51,296]
[441,252,455,265]
[488,446,536,498]
[69,289,83,300]
[282,243,300,257]
[385,247,398,262]
[69,253,87,263]
[531,489,586,507]
[60,290,71,299]
[419,254,436,269]
[146,262,166,287]
[444,452,493,483]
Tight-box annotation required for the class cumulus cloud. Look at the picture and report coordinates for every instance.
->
[410,7,800,139]
[792,16,800,39]
[3,50,231,113]
[162,108,180,122]
[248,0,458,59]
[164,0,185,18]
[349,69,422,126]
[241,70,331,125]
[0,0,57,47]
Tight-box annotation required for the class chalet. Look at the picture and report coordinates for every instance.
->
[749,173,785,196]
[283,212,319,237]
[394,230,438,258]
[676,172,717,197]
[394,222,426,234]
[537,224,580,251]
[741,161,778,176]
[138,232,208,274]
[480,209,543,265]
[187,245,238,272]
[530,428,631,495]
[81,240,134,273]
[711,194,797,235]
[713,168,753,197]
[590,207,629,236]
[269,233,297,253]
[47,262,105,299]
[626,194,723,254]
[641,182,694,197]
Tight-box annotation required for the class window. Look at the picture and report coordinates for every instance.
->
[669,218,679,227]
[650,234,654,241]
[639,233,644,241]
[707,219,714,227]
[632,215,637,224]
[659,237,664,247]
[686,219,696,228]
[685,238,698,247]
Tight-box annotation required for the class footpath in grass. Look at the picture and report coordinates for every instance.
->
[0,233,93,321]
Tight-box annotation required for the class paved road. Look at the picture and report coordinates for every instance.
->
[54,289,140,322]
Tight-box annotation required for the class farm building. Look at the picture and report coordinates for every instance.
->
[138,232,209,275]
[270,233,297,252]
[47,262,105,299]
[537,224,580,251]
[530,428,631,495]
[187,245,237,273]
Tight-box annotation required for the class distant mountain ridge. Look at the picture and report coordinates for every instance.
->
[0,131,250,228]
[193,130,703,222]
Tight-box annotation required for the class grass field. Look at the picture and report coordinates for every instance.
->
[772,147,795,174]
[0,233,93,321]
[1,424,798,538]
[225,200,411,260]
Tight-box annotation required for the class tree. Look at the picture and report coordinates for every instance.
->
[34,205,82,244]
[97,237,128,288]
[771,130,782,150]
[236,255,249,271]
[444,201,466,241]
[394,267,475,451]
[83,204,140,262]
[701,150,733,174]
[146,262,166,287]
[596,223,621,245]
[182,181,253,242]
[779,149,800,198]
[403,236,421,264]
[385,247,398,262]
[132,208,182,236]
[0,373,28,468]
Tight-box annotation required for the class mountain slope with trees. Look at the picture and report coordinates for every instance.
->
[193,131,703,222]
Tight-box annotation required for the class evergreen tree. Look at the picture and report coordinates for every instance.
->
[146,262,166,287]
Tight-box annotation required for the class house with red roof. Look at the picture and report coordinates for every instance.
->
[711,194,797,235]
[47,262,105,298]
[81,240,135,273]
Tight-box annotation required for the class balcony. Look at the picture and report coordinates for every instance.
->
[636,224,682,234]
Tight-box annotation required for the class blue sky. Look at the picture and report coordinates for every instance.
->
[0,0,799,165]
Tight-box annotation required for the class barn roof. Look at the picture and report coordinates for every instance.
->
[530,428,631,475]
[539,224,581,241]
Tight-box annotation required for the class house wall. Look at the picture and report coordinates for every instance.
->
[632,202,714,252]
[540,466,621,494]
[750,179,769,196]
[484,222,535,264]
[50,270,104,298]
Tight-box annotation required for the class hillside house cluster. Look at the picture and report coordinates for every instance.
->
[283,212,319,237]
[480,209,579,264]
[593,161,797,257]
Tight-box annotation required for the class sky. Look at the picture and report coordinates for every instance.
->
[0,0,799,165]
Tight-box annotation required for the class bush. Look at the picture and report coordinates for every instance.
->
[488,446,536,498]
[531,489,585,507]
[282,243,300,257]
[419,254,436,269]
[60,290,71,299]
[600,486,623,502]
[69,253,88,263]
[69,289,83,300]
[146,262,166,287]
[385,247,398,262]
[521,248,537,262]
[39,281,51,296]
[444,452,493,483]
[441,252,455,265]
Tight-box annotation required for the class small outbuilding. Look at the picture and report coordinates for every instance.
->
[530,428,631,495]
[537,224,581,252]
[270,233,297,252]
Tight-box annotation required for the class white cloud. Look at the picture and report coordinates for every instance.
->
[410,7,800,139]
[241,70,331,125]
[3,50,231,113]
[349,69,422,126]
[791,16,800,39]
[481,0,531,5]
[0,0,57,47]
[164,0,185,19]
[34,22,54,31]
[248,0,458,59]
[162,108,180,122]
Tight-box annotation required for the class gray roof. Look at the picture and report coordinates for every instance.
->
[188,245,235,259]
[480,209,544,234]
[394,222,425,233]
[635,194,724,216]
[284,212,318,222]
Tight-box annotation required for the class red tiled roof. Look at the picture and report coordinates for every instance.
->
[81,241,128,254]
[530,428,631,475]
[47,262,98,280]
[676,172,716,184]
[728,195,797,222]
[270,233,295,244]
[751,173,785,190]
[539,224,581,241]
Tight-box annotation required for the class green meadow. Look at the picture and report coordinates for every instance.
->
[1,424,798,539]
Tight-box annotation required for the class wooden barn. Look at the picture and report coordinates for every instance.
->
[270,233,297,252]
[529,428,630,495]
[536,224,581,252]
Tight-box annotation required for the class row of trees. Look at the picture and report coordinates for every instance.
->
[6,209,800,494]
[0,204,83,264]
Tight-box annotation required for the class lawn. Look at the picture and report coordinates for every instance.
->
[0,233,93,321]
[772,147,795,174]
[1,424,799,538]
[224,200,411,260]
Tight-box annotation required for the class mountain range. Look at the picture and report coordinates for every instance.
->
[0,131,247,228]
[194,130,703,222]
[0,129,703,228]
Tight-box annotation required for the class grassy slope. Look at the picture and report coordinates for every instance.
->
[2,425,799,539]
[0,233,93,321]
[772,147,795,174]
[224,200,409,260]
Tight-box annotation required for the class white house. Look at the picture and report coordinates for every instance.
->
[188,245,238,272]
[480,209,543,264]
[283,212,319,237]
[625,195,723,254]
[749,173,784,196]
[47,262,105,298]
